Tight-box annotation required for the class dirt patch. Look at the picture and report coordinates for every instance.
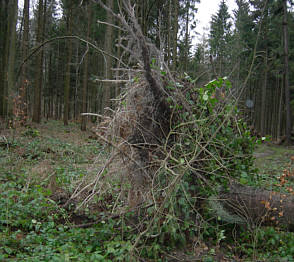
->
[254,150,274,158]
[254,143,294,166]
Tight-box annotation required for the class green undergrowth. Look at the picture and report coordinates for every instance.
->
[0,121,133,261]
[164,76,293,261]
[0,106,294,260]
[254,143,294,190]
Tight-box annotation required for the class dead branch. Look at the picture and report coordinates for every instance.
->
[17,35,128,81]
[93,79,130,83]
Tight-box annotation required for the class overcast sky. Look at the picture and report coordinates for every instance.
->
[18,0,237,44]
[18,0,237,23]
[195,0,237,42]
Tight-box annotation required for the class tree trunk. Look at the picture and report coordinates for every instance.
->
[184,1,190,72]
[172,0,179,71]
[260,49,268,136]
[20,0,30,122]
[0,1,9,117]
[167,0,172,67]
[48,51,54,119]
[277,76,284,139]
[32,0,45,123]
[115,4,122,98]
[102,0,114,113]
[54,41,60,120]
[211,183,294,228]
[64,7,73,126]
[74,42,79,120]
[6,0,18,119]
[283,0,292,144]
[81,3,91,131]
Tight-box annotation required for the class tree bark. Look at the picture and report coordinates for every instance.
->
[260,49,268,136]
[32,0,46,123]
[167,0,172,67]
[48,51,54,119]
[115,3,122,98]
[0,1,9,117]
[64,6,73,126]
[184,1,190,72]
[283,0,292,144]
[277,76,284,140]
[102,0,114,113]
[73,42,79,120]
[212,183,294,228]
[172,0,179,71]
[55,41,60,120]
[6,0,18,119]
[81,4,91,131]
[20,0,30,122]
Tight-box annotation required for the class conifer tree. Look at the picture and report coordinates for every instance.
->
[209,0,232,77]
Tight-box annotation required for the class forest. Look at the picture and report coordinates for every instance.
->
[0,0,294,261]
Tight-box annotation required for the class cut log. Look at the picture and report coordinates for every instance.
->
[210,183,294,229]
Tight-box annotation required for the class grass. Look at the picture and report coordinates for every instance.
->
[254,142,294,191]
[254,142,294,171]
[0,120,294,261]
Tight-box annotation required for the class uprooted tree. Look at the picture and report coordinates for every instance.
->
[67,0,294,254]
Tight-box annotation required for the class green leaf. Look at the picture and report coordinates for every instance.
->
[239,177,248,185]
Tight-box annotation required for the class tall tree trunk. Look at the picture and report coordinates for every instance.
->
[0,1,9,117]
[74,42,79,120]
[172,0,179,71]
[260,49,268,136]
[20,0,30,122]
[102,0,114,113]
[283,0,292,144]
[184,1,190,72]
[64,7,73,126]
[81,3,92,131]
[48,51,54,118]
[277,77,284,140]
[54,41,59,120]
[6,0,18,119]
[115,3,122,98]
[2,2,11,118]
[32,0,45,123]
[166,0,172,66]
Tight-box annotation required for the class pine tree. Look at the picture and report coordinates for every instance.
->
[178,0,199,72]
[209,0,232,77]
[233,0,255,82]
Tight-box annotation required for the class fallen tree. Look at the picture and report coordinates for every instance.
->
[210,183,294,229]
[68,0,294,258]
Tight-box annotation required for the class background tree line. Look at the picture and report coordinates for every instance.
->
[0,0,293,143]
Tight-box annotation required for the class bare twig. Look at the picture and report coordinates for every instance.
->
[93,79,130,83]
[17,35,129,81]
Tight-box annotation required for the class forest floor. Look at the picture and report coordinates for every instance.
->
[253,142,294,190]
[0,120,294,261]
[254,141,294,169]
